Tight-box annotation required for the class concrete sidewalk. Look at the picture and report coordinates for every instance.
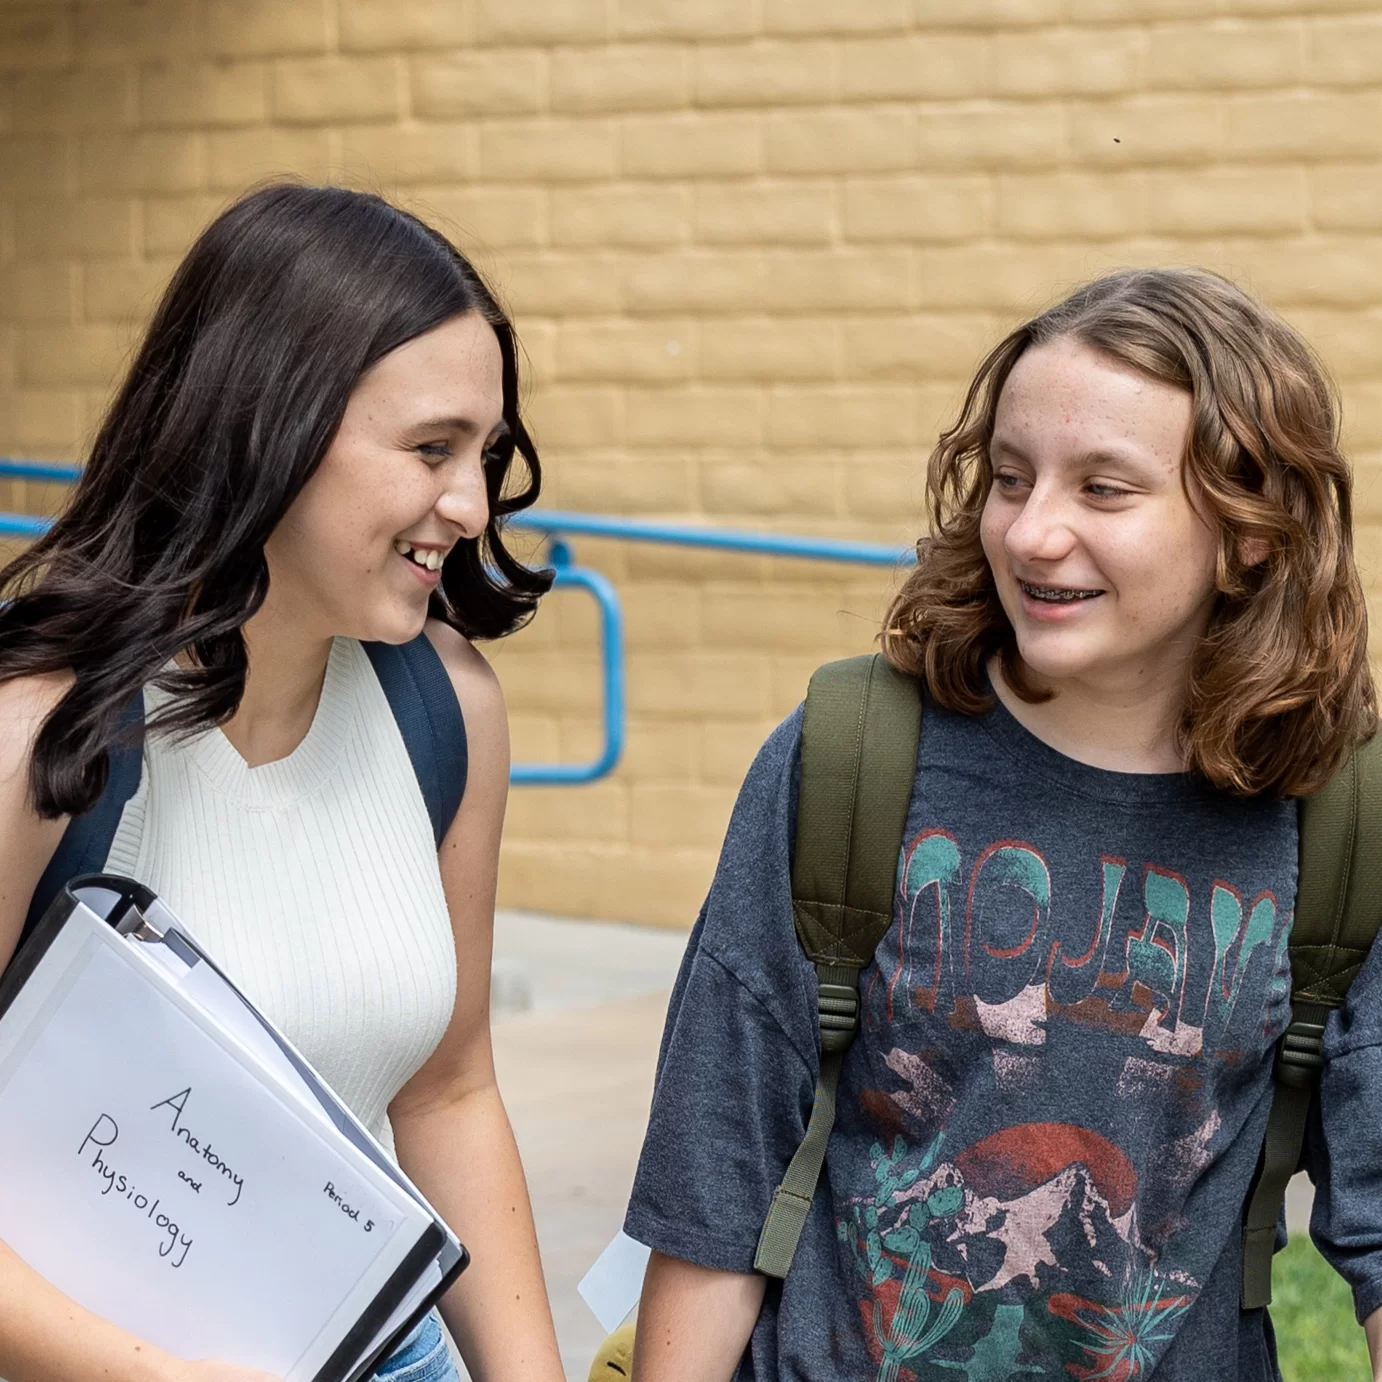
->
[490,912,687,1382]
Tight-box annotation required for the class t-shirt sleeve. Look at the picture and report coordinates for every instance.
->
[1305,921,1382,1323]
[624,710,820,1273]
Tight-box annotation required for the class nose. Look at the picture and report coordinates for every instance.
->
[435,460,489,542]
[1002,481,1077,566]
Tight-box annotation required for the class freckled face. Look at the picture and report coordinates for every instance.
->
[264,311,505,646]
[979,337,1218,693]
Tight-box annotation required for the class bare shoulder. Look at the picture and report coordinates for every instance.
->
[0,670,73,785]
[422,620,505,723]
[0,670,75,971]
[422,620,508,785]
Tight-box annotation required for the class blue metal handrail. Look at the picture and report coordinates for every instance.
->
[512,540,626,786]
[0,460,82,484]
[0,458,915,784]
[0,512,49,538]
[0,460,82,538]
[510,509,912,567]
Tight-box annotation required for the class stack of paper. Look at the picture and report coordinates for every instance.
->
[0,876,466,1382]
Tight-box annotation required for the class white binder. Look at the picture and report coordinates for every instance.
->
[0,875,467,1382]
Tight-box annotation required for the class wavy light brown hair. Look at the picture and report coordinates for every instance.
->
[883,267,1376,798]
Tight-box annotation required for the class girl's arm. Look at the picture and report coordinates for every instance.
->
[631,1252,764,1382]
[1306,920,1382,1375]
[622,712,814,1382]
[0,1238,276,1382]
[0,676,276,1382]
[387,623,563,1382]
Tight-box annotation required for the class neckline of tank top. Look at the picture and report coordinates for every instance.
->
[143,637,360,806]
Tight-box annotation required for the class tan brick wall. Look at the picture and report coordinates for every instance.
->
[3,1,1382,927]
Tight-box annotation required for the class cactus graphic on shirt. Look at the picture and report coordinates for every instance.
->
[874,1238,966,1382]
[837,1134,966,1380]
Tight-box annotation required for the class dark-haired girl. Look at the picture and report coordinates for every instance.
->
[627,268,1382,1380]
[0,185,564,1382]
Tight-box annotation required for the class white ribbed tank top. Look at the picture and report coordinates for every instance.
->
[104,637,458,1156]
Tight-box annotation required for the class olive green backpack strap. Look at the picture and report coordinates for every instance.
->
[754,653,922,1279]
[1241,730,1382,1309]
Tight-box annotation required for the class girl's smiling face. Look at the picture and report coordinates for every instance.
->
[264,310,505,646]
[980,336,1218,697]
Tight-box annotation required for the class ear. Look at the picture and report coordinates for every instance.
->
[1237,533,1270,568]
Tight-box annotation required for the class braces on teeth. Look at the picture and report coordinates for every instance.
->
[1020,580,1102,603]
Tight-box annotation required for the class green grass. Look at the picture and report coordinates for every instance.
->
[1273,1234,1371,1380]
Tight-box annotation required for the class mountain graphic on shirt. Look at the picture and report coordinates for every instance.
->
[946,1160,1140,1294]
[839,1123,1197,1381]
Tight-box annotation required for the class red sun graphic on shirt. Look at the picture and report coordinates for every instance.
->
[953,1122,1138,1218]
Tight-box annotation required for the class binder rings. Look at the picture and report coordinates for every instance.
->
[0,875,468,1382]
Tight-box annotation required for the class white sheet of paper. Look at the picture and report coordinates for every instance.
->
[166,944,430,1197]
[0,912,432,1381]
[173,953,336,1133]
[132,937,193,982]
[578,1231,650,1334]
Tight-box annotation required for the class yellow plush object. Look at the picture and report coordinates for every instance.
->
[588,1321,637,1379]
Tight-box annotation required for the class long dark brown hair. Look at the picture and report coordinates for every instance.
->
[0,183,552,819]
[883,267,1376,798]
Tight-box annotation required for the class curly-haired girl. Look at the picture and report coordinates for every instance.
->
[627,268,1381,1381]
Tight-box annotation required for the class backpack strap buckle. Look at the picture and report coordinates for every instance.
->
[1274,1017,1326,1090]
[817,965,860,1054]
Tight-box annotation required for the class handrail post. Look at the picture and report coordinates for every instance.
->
[508,535,627,786]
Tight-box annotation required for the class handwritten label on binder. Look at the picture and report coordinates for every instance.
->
[77,1113,195,1267]
[149,1087,245,1205]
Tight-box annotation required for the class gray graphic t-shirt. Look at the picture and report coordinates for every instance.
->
[627,696,1382,1380]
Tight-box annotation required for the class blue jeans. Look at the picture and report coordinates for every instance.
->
[371,1312,459,1382]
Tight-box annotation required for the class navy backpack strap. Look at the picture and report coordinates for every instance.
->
[22,689,146,949]
[363,636,468,847]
